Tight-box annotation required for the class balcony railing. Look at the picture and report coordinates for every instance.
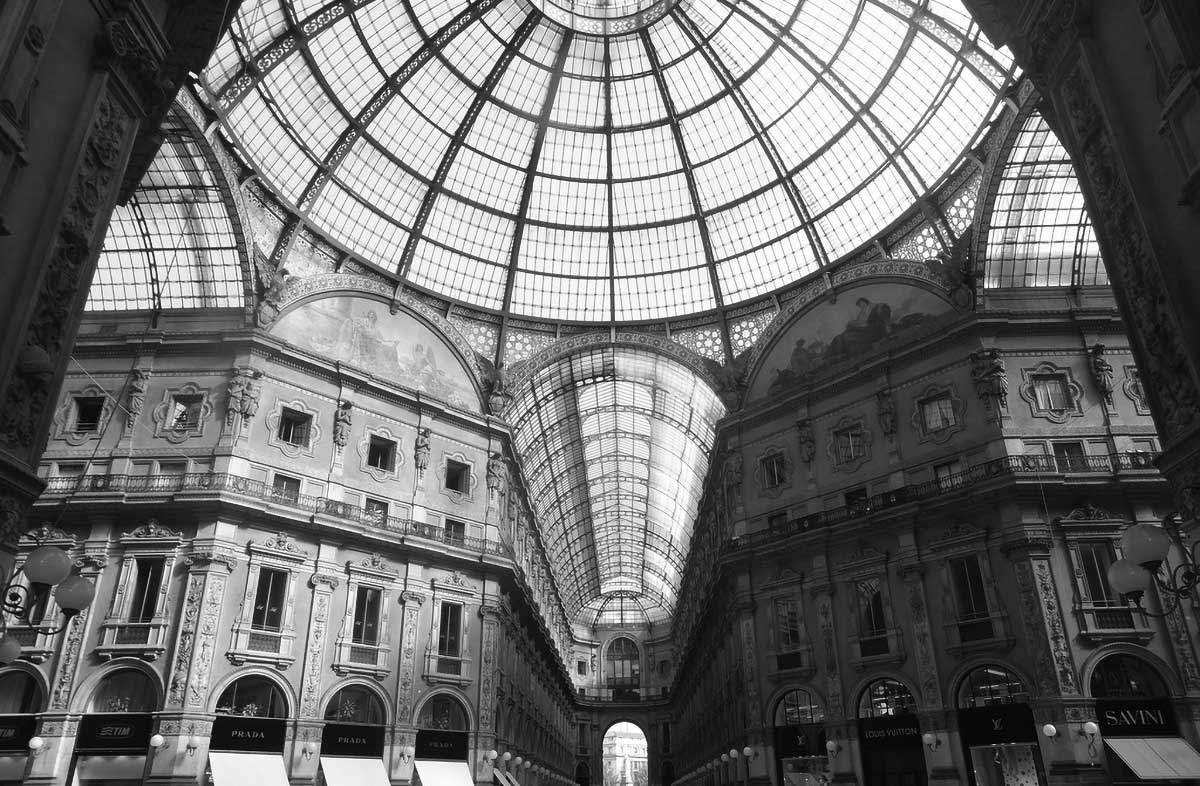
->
[735,452,1160,550]
[39,471,510,557]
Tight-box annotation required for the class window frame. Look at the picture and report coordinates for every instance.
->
[1019,362,1084,422]
[267,398,322,459]
[423,572,478,687]
[334,553,398,679]
[53,385,115,446]
[229,532,311,669]
[150,382,213,443]
[95,521,182,660]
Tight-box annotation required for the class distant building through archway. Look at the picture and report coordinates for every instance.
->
[603,723,648,786]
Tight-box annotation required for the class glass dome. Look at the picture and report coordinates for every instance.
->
[202,0,1014,324]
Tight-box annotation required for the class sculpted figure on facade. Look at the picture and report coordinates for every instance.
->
[126,369,150,432]
[722,450,743,510]
[796,419,816,464]
[332,400,353,450]
[971,348,1009,410]
[1089,343,1115,405]
[876,390,896,439]
[487,452,508,506]
[240,371,262,420]
[414,427,431,481]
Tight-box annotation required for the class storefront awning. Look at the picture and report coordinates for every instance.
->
[496,769,523,786]
[0,755,26,781]
[321,756,390,786]
[1106,737,1200,779]
[74,754,147,781]
[415,758,475,786]
[209,752,291,786]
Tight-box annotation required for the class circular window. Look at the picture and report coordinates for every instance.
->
[858,678,916,718]
[89,669,157,713]
[325,685,386,725]
[216,675,289,718]
[0,671,43,714]
[958,664,1030,708]
[1091,654,1169,699]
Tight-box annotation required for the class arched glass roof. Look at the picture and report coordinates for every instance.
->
[202,0,1014,324]
[90,107,246,312]
[984,111,1107,288]
[508,346,725,624]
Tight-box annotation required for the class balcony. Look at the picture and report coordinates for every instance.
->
[847,627,904,670]
[943,611,1015,657]
[767,644,816,680]
[95,621,170,661]
[730,452,1162,551]
[1075,601,1154,645]
[423,651,473,687]
[38,471,511,557]
[333,640,391,679]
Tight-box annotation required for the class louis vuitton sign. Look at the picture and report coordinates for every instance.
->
[957,704,1038,747]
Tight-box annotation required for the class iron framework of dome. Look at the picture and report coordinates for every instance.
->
[202,0,1015,333]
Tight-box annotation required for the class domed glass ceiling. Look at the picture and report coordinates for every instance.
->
[202,0,1014,324]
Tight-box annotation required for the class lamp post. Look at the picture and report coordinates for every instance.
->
[0,541,96,663]
[1106,519,1198,615]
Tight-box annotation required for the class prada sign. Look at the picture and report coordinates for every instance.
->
[0,715,36,752]
[415,729,469,761]
[75,714,154,753]
[858,715,921,749]
[1096,699,1178,737]
[957,704,1038,746]
[210,716,287,753]
[322,723,385,757]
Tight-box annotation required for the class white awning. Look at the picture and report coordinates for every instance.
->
[1106,737,1200,779]
[415,758,476,786]
[209,752,291,786]
[73,754,147,783]
[496,770,523,786]
[0,755,25,780]
[321,756,390,786]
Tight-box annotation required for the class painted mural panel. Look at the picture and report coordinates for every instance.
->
[272,296,480,412]
[749,283,952,400]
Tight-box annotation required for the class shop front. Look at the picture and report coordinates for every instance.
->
[319,685,390,786]
[857,714,926,786]
[1098,698,1200,781]
[0,713,35,785]
[68,713,154,786]
[956,703,1045,786]
[772,688,827,786]
[413,695,475,786]
[206,713,290,786]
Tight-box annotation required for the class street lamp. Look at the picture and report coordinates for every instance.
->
[0,541,96,663]
[1107,519,1198,614]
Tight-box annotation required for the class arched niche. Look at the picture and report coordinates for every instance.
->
[324,683,388,725]
[0,669,44,714]
[270,294,483,413]
[88,668,160,714]
[215,674,290,718]
[746,281,954,401]
[605,636,641,692]
[602,722,647,786]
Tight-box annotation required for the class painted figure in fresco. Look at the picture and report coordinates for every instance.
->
[339,308,385,368]
[827,297,893,360]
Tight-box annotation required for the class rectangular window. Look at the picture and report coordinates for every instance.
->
[277,408,311,447]
[1053,442,1087,472]
[445,460,470,492]
[73,397,105,433]
[437,601,463,674]
[844,487,869,514]
[1032,374,1072,410]
[835,427,864,464]
[767,512,788,532]
[856,579,887,637]
[364,497,389,521]
[774,597,802,650]
[367,436,396,471]
[158,461,187,475]
[56,463,85,477]
[444,519,466,544]
[921,394,956,431]
[577,660,587,676]
[949,555,994,642]
[251,568,288,631]
[169,394,204,432]
[352,586,382,646]
[272,473,301,502]
[934,460,963,491]
[761,454,786,488]
[128,558,165,623]
[1077,541,1118,604]
[661,722,671,754]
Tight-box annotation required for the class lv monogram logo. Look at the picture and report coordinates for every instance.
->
[991,719,1004,731]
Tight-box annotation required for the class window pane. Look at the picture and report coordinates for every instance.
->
[253,568,287,630]
[438,602,462,656]
[130,558,165,622]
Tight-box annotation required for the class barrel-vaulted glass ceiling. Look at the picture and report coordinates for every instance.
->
[508,347,725,625]
[201,0,1015,324]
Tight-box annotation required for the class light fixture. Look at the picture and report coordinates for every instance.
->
[1041,724,1059,739]
[28,736,45,757]
[1106,518,1198,613]
[0,540,96,638]
[524,760,532,770]
[150,734,166,750]
[514,756,524,766]
[920,733,940,752]
[401,745,416,764]
[741,746,753,759]
[824,740,839,757]
[487,750,499,764]
[729,749,738,760]
[1079,720,1100,758]
[302,741,318,761]
[186,735,201,757]
[503,752,512,762]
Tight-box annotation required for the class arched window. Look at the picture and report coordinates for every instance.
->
[858,678,917,718]
[1091,654,1169,698]
[324,685,386,725]
[89,669,157,713]
[605,637,640,688]
[417,693,469,730]
[774,688,824,726]
[0,671,43,714]
[216,675,288,718]
[958,665,1030,708]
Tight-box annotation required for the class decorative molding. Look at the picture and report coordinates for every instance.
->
[265,396,322,459]
[910,383,966,445]
[184,550,238,572]
[121,518,181,541]
[52,384,116,446]
[357,426,403,483]
[310,573,340,590]
[150,382,215,443]
[969,348,1009,412]
[437,451,477,505]
[1018,362,1084,423]
[826,415,872,474]
[1122,365,1150,415]
[752,444,792,499]
[252,531,310,559]
[902,570,942,708]
[22,524,73,545]
[1061,503,1118,522]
